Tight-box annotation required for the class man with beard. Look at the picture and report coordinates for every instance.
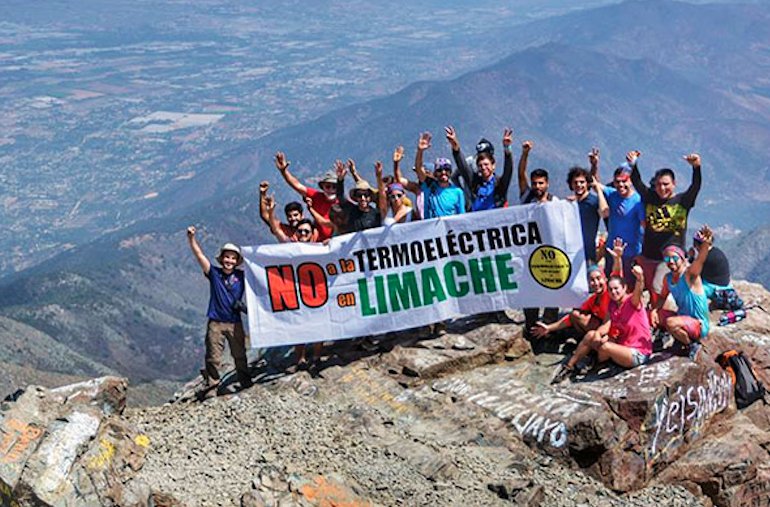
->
[275,151,339,241]
[592,150,645,286]
[413,132,466,218]
[517,140,558,336]
[566,152,608,265]
[630,151,702,306]
[334,159,383,232]
[444,125,514,212]
[259,181,317,242]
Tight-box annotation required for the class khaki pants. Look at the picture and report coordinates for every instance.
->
[205,320,250,387]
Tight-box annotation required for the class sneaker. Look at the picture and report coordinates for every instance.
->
[550,364,573,385]
[688,341,702,361]
[575,354,596,376]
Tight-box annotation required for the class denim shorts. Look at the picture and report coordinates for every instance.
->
[631,350,651,367]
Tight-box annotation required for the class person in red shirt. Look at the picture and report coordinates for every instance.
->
[275,151,339,241]
[531,238,626,340]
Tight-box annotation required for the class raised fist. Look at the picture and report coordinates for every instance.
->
[274,151,289,171]
[684,153,701,167]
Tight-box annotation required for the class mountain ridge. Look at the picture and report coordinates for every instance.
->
[2,0,770,395]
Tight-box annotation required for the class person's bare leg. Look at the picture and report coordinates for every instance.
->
[566,331,600,369]
[596,342,637,368]
[666,316,692,346]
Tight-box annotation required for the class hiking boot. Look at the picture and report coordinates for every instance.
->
[550,364,573,385]
[688,341,702,361]
[197,381,219,401]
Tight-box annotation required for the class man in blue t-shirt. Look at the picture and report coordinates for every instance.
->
[591,151,645,286]
[566,157,608,264]
[187,226,252,398]
[413,132,466,219]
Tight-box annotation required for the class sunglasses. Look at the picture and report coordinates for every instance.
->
[388,193,404,200]
[297,228,313,236]
[320,182,337,190]
[434,167,451,174]
[353,191,371,199]
[663,255,680,263]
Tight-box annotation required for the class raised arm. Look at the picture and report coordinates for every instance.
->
[446,125,472,186]
[606,238,626,276]
[275,151,308,197]
[186,226,211,275]
[266,196,290,243]
[304,196,333,229]
[650,273,671,328]
[347,159,361,183]
[630,265,645,309]
[498,128,514,195]
[688,224,712,279]
[258,181,271,227]
[392,145,404,179]
[414,132,432,183]
[335,159,348,204]
[393,145,418,193]
[518,140,533,197]
[588,147,600,184]
[681,153,703,207]
[593,177,609,219]
[627,150,650,199]
[375,161,388,220]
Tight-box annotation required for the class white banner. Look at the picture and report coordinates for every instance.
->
[242,200,588,347]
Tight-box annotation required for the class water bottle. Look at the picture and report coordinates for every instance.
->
[719,309,747,326]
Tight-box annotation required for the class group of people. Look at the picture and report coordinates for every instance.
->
[188,125,737,393]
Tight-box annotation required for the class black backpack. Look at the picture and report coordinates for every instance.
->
[712,288,744,311]
[716,350,767,409]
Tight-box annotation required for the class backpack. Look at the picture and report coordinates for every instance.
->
[712,288,744,311]
[716,350,767,409]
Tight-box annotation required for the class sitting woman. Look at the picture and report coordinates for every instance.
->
[531,238,626,341]
[551,264,652,384]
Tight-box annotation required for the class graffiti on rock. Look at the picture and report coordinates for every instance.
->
[0,419,43,464]
[645,369,731,462]
[432,377,599,449]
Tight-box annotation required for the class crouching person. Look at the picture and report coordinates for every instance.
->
[186,226,252,398]
[651,225,713,361]
[551,265,652,384]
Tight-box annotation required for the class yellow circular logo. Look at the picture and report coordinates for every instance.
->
[529,246,572,289]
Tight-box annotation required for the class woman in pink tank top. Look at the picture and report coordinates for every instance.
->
[551,264,652,384]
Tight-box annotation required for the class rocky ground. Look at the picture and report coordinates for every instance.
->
[126,364,703,507]
[3,281,770,507]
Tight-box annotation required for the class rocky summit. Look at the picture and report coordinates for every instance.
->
[1,281,770,507]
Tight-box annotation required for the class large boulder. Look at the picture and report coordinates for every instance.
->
[432,356,734,492]
[0,376,170,507]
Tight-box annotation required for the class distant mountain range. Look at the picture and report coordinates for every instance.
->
[2,0,769,399]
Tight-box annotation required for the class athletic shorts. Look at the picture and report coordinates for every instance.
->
[631,350,651,367]
[661,311,703,340]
